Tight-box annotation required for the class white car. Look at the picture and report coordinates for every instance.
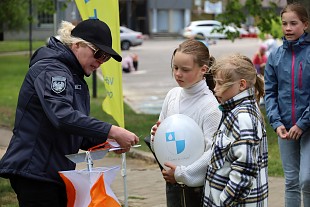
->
[183,20,238,39]
[120,26,144,50]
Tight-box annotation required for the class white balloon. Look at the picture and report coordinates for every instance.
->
[153,114,204,170]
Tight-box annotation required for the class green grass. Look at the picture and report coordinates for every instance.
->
[0,55,28,128]
[0,178,18,207]
[0,44,283,205]
[0,41,45,53]
[261,109,283,177]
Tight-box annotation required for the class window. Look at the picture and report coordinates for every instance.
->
[37,12,53,28]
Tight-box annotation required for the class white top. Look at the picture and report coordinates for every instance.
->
[152,79,222,187]
[121,55,135,71]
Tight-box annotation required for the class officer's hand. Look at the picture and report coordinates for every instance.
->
[108,125,139,151]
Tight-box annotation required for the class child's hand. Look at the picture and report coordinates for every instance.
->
[162,162,177,184]
[150,121,161,137]
[288,125,303,140]
[276,125,288,139]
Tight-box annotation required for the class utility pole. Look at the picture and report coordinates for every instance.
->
[29,0,33,58]
[53,0,58,35]
[126,0,132,28]
[92,71,97,98]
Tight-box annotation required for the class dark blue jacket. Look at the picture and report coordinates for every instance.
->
[265,33,310,131]
[0,37,112,185]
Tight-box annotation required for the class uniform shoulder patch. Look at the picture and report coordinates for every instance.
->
[51,76,67,93]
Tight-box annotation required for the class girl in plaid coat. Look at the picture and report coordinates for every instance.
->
[203,54,268,206]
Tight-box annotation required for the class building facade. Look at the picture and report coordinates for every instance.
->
[3,0,289,41]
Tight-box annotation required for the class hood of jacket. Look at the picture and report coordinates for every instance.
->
[30,36,85,77]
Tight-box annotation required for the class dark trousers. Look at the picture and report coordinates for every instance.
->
[123,67,130,73]
[166,182,203,207]
[133,61,138,71]
[10,176,67,207]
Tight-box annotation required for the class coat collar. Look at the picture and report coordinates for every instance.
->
[282,32,310,49]
[218,87,256,112]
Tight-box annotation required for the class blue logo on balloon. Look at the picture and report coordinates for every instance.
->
[166,132,185,154]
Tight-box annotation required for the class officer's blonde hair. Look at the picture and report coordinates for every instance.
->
[57,21,93,48]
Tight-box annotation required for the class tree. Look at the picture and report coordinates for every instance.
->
[0,0,70,41]
[0,0,29,33]
[216,0,310,40]
[0,0,59,33]
[214,0,279,40]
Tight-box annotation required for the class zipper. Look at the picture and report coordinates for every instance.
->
[291,49,296,125]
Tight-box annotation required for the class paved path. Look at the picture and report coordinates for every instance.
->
[121,38,265,114]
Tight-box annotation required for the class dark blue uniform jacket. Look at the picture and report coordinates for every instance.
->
[0,37,112,185]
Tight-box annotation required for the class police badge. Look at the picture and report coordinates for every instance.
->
[51,76,66,93]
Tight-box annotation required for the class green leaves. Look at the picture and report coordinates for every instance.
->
[0,0,70,33]
[0,0,29,32]
[214,0,280,41]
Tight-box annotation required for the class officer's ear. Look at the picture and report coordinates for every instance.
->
[71,43,79,52]
[71,42,83,56]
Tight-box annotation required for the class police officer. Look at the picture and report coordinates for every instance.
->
[0,19,139,207]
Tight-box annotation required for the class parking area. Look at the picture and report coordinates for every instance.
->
[121,38,263,114]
